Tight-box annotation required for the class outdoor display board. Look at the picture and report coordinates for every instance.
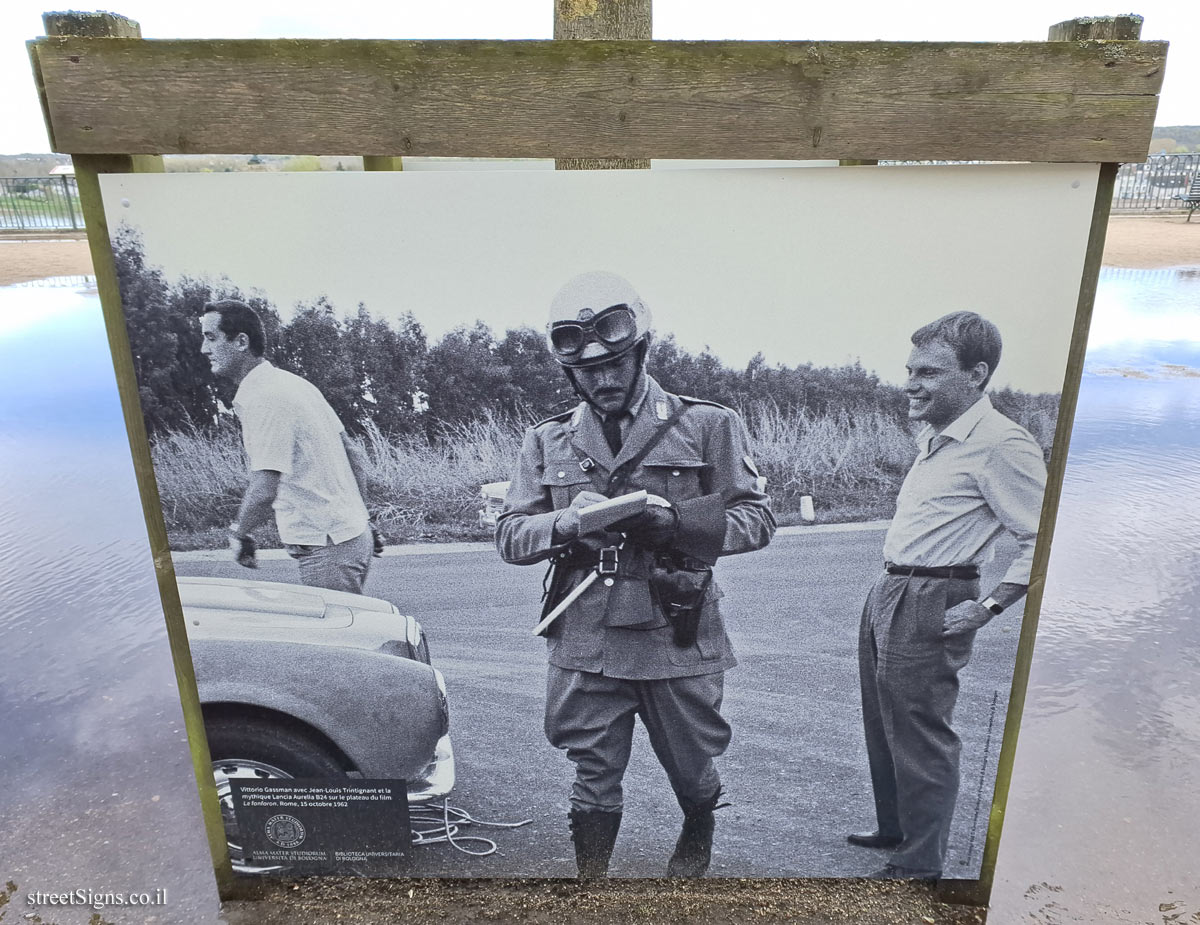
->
[99,163,1095,880]
[25,3,1165,909]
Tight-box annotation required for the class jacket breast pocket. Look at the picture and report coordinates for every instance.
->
[541,459,595,508]
[643,460,708,504]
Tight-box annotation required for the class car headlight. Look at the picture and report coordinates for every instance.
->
[405,616,424,650]
[432,668,450,736]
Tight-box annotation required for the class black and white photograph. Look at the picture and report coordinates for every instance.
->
[99,163,1097,881]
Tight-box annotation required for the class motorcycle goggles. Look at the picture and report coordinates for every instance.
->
[549,304,639,360]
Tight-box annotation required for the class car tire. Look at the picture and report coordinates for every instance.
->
[207,715,347,778]
[206,715,348,874]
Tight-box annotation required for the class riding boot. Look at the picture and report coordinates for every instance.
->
[568,809,622,879]
[666,789,726,878]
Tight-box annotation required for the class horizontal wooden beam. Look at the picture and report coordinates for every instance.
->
[29,37,1166,162]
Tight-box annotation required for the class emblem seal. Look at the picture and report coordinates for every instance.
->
[265,814,306,848]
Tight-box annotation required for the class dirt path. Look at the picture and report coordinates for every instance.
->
[1,216,1197,288]
[0,236,91,285]
[1104,215,1200,268]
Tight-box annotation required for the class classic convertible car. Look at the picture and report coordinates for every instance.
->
[179,576,454,872]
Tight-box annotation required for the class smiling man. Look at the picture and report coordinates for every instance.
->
[850,311,1047,881]
[199,299,378,593]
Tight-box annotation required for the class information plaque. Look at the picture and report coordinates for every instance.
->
[229,780,411,875]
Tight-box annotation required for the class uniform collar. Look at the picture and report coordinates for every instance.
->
[572,376,667,469]
[623,373,651,420]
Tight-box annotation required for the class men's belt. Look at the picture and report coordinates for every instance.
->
[885,562,979,580]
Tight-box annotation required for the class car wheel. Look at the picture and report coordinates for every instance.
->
[206,715,348,874]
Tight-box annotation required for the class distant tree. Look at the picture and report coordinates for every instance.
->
[113,226,220,436]
[274,298,359,427]
[648,335,737,406]
[344,304,428,435]
[496,325,572,419]
[424,322,519,431]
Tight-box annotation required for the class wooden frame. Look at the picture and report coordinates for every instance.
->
[30,37,1164,162]
[26,4,1163,911]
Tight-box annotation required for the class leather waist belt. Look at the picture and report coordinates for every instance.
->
[557,546,709,573]
[885,562,979,580]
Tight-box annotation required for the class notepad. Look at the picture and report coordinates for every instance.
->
[577,490,648,535]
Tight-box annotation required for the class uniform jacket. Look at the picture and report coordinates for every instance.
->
[496,376,776,680]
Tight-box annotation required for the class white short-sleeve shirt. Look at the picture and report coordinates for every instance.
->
[232,362,369,546]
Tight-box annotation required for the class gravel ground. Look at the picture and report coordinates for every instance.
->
[220,877,989,925]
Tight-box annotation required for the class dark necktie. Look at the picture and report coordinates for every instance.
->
[602,413,624,456]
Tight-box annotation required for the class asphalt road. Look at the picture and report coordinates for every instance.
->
[175,527,1020,881]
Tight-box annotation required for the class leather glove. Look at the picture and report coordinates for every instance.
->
[611,504,679,549]
[230,532,257,569]
[552,490,609,543]
[371,524,385,557]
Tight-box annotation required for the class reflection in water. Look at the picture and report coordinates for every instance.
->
[991,265,1200,923]
[0,282,221,924]
[3,269,1199,920]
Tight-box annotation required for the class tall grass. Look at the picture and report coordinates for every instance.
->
[744,401,915,521]
[152,411,525,549]
[153,395,1055,549]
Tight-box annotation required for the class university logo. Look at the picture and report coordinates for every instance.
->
[264,814,306,849]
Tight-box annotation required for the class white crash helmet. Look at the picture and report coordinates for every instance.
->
[546,271,653,368]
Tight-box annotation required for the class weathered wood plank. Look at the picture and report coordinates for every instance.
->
[43,9,140,37]
[1049,15,1143,41]
[555,0,651,170]
[30,37,1165,162]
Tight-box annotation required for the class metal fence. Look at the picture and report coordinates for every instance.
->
[2,156,1196,230]
[0,176,82,230]
[1112,154,1200,213]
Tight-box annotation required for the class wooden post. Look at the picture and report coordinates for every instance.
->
[554,0,651,170]
[937,11,1138,910]
[363,155,403,172]
[1048,14,1143,41]
[39,9,239,899]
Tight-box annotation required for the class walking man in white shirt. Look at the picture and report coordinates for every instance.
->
[849,311,1047,881]
[199,300,378,593]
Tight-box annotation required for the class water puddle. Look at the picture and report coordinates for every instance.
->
[990,264,1200,922]
[0,279,220,923]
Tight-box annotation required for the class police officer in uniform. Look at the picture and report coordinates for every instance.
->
[496,271,775,878]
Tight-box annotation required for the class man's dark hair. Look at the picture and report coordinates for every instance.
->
[202,299,265,357]
[911,311,1001,389]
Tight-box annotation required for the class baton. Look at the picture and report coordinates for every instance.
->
[532,569,599,636]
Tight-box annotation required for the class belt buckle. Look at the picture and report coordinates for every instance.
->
[598,546,619,575]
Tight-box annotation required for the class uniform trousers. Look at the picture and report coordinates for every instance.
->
[858,572,979,873]
[545,665,731,813]
[285,528,374,594]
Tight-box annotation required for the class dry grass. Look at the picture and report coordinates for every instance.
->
[153,404,919,549]
[744,402,914,515]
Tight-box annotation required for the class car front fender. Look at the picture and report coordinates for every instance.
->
[192,639,447,780]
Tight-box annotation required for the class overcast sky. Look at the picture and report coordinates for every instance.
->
[100,163,1095,394]
[2,0,1195,154]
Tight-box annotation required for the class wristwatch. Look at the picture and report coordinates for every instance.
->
[979,597,1004,615]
